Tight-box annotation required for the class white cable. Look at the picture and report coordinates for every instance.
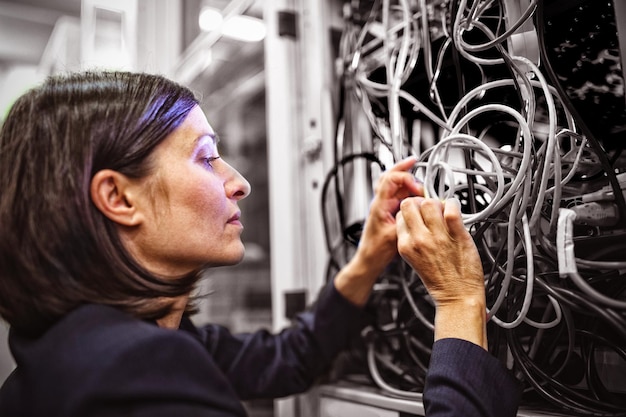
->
[557,209,626,309]
[363,330,425,400]
[523,295,562,329]
[398,89,450,131]
[490,214,535,328]
[519,56,558,229]
[419,0,448,122]
[461,0,538,53]
[449,103,533,216]
[418,133,506,224]
[487,190,522,321]
[452,2,505,66]
[556,209,578,277]
[546,131,586,193]
[576,258,626,270]
[401,275,435,331]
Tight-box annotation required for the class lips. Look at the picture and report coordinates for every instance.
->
[228,212,241,224]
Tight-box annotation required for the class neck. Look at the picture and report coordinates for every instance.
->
[156,295,189,329]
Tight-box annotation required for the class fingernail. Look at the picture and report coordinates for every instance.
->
[446,197,461,210]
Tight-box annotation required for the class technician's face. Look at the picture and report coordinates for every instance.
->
[131,105,251,276]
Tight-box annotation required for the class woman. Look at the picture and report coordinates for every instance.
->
[0,71,518,416]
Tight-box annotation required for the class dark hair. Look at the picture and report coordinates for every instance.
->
[0,71,200,336]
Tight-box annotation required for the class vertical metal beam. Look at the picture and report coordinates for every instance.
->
[266,0,343,415]
[298,0,342,300]
[137,0,182,75]
[264,0,302,338]
[264,0,303,415]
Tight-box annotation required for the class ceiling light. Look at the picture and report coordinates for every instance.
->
[199,7,223,32]
[222,15,266,42]
[199,7,266,42]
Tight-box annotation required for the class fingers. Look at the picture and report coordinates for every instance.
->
[378,173,423,200]
[389,156,418,173]
[399,197,445,234]
[358,157,421,269]
[398,197,424,226]
[398,197,465,237]
[417,199,446,233]
[375,157,423,200]
[443,198,467,239]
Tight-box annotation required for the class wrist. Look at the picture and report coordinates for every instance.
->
[334,250,386,307]
[354,242,394,274]
[434,297,487,349]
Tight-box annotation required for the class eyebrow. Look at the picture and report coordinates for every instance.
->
[194,133,220,148]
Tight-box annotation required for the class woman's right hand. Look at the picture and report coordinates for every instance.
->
[396,197,487,348]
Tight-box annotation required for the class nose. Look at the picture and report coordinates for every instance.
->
[225,162,251,200]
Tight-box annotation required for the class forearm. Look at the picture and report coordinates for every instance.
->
[204,281,367,400]
[333,249,389,308]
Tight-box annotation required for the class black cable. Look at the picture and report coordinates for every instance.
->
[507,328,626,416]
[322,151,383,280]
[505,289,626,415]
[321,152,385,251]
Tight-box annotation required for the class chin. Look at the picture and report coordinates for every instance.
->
[225,253,245,266]
[234,248,246,264]
[210,247,246,267]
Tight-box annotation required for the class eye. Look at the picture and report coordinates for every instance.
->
[203,156,221,168]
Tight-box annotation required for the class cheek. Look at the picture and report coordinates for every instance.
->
[179,178,226,223]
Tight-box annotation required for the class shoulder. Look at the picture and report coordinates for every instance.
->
[4,304,246,416]
[42,304,220,385]
[41,304,198,367]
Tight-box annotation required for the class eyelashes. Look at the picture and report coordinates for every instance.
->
[203,156,221,168]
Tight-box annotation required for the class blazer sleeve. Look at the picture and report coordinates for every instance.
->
[423,338,521,417]
[193,281,369,400]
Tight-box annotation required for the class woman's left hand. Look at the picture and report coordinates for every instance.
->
[355,156,423,272]
[334,156,423,306]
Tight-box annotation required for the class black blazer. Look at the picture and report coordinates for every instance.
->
[0,283,519,417]
[424,338,521,417]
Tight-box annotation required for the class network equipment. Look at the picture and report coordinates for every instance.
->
[322,0,626,415]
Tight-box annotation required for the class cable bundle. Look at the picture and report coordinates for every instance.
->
[324,0,626,414]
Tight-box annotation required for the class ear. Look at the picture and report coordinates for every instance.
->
[90,169,144,226]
